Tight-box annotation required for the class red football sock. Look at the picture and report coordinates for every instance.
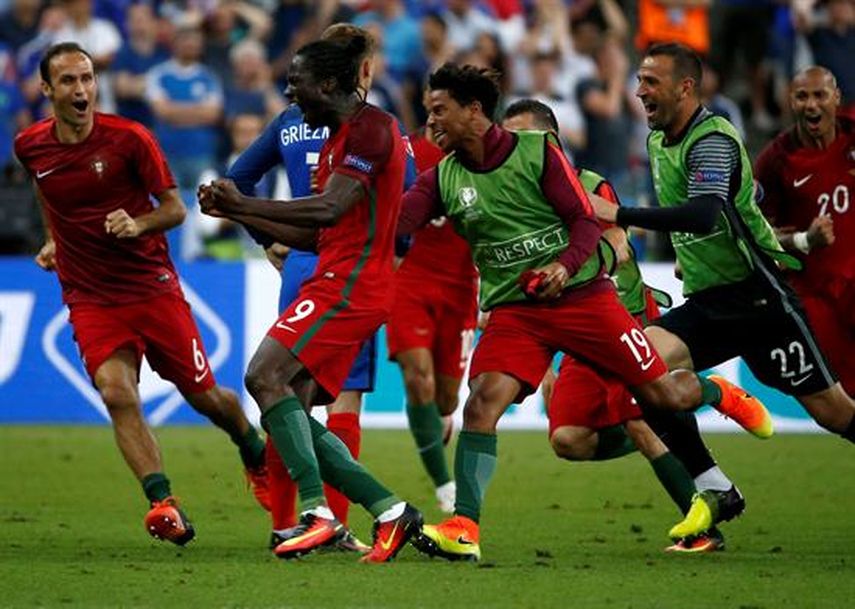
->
[324,412,361,526]
[265,436,297,530]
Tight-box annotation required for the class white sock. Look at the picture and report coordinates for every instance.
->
[376,501,406,523]
[694,466,733,492]
[304,505,335,520]
[436,480,456,495]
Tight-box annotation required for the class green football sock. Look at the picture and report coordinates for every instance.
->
[406,401,451,487]
[308,417,398,517]
[650,452,696,514]
[697,375,723,406]
[260,396,325,512]
[141,472,171,503]
[454,431,498,523]
[231,426,266,470]
[592,425,637,461]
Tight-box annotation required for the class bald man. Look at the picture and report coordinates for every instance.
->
[755,66,855,396]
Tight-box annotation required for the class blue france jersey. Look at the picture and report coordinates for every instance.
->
[228,103,416,221]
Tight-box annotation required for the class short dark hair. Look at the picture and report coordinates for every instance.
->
[502,99,559,133]
[295,35,369,95]
[644,43,703,91]
[428,62,501,120]
[40,42,94,85]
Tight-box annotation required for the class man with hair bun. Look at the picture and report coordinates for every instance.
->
[200,34,422,563]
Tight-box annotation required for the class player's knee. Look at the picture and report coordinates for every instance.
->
[801,387,855,433]
[462,386,504,431]
[244,358,279,405]
[550,428,592,461]
[436,385,459,416]
[99,381,139,413]
[636,372,695,412]
[403,365,435,405]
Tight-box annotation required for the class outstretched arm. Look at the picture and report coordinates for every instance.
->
[198,183,318,251]
[599,134,736,234]
[397,167,443,236]
[203,172,367,228]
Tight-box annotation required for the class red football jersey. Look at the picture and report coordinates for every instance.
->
[312,104,405,308]
[14,113,180,305]
[755,118,855,285]
[398,132,478,290]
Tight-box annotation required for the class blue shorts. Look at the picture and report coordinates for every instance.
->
[280,250,377,393]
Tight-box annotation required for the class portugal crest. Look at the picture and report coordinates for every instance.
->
[91,158,106,178]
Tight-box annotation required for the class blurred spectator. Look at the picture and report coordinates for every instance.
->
[710,0,776,131]
[113,3,169,127]
[224,38,285,121]
[365,37,418,131]
[635,0,710,57]
[268,0,350,86]
[54,0,121,112]
[571,0,630,45]
[146,18,223,259]
[0,52,30,174]
[442,0,497,53]
[702,61,746,139]
[16,4,67,120]
[195,112,270,259]
[793,0,855,115]
[513,0,578,94]
[420,11,455,74]
[507,50,585,150]
[472,31,511,95]
[575,36,632,191]
[0,0,43,52]
[355,0,423,83]
[482,0,525,52]
[203,0,273,87]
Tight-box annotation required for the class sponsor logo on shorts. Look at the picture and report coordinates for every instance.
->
[790,374,813,388]
[194,368,210,383]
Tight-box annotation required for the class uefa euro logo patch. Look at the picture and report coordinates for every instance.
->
[458,186,478,208]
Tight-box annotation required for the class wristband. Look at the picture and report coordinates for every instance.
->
[793,231,810,254]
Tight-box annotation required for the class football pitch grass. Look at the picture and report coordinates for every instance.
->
[1,427,853,609]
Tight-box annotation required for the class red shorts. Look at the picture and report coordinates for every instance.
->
[386,277,479,378]
[548,291,662,433]
[267,278,386,402]
[68,291,216,395]
[469,283,667,402]
[796,276,855,396]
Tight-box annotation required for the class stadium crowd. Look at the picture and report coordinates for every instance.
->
[0,0,852,259]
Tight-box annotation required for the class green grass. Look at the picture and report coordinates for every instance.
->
[1,427,853,609]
